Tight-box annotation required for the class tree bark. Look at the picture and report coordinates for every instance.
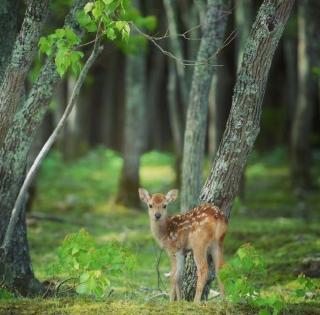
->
[0,0,50,145]
[181,0,230,212]
[182,0,295,301]
[0,0,19,86]
[0,0,89,296]
[290,0,319,192]
[116,5,147,208]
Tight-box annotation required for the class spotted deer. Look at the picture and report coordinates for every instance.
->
[138,188,228,303]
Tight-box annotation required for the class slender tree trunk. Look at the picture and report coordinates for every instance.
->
[182,0,294,301]
[167,59,183,185]
[235,0,253,70]
[181,0,230,212]
[147,47,165,150]
[0,0,88,296]
[163,0,188,110]
[290,0,319,192]
[116,8,147,207]
[283,26,297,139]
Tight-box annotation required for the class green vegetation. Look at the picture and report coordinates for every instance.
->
[0,148,319,314]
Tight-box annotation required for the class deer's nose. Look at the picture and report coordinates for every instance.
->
[155,213,161,220]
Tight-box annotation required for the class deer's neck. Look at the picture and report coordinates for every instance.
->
[150,217,169,246]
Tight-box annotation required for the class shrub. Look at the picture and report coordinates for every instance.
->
[50,229,136,298]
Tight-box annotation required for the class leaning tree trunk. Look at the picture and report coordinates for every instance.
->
[181,0,230,212]
[181,0,294,301]
[0,0,50,296]
[290,0,319,193]
[0,0,88,296]
[116,12,147,208]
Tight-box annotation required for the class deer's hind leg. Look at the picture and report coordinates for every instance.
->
[211,238,225,298]
[193,244,209,303]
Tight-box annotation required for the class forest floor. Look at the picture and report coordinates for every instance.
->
[0,148,319,314]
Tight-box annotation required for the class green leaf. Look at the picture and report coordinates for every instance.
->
[39,37,52,56]
[259,310,271,315]
[103,0,113,4]
[105,28,116,40]
[84,2,94,14]
[65,28,80,45]
[76,283,89,295]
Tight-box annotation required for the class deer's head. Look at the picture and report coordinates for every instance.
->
[138,188,178,221]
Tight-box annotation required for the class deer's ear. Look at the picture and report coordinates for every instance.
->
[138,188,151,204]
[166,189,178,203]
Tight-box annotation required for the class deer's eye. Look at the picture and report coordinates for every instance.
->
[149,204,153,208]
[163,205,167,209]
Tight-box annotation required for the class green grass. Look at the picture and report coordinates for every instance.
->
[1,148,320,314]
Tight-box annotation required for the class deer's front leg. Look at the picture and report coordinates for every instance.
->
[169,254,177,301]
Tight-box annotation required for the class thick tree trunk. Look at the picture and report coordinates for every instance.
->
[181,0,230,212]
[0,0,19,85]
[0,0,50,145]
[290,0,319,192]
[0,0,88,296]
[0,0,49,296]
[116,11,146,208]
[182,0,294,301]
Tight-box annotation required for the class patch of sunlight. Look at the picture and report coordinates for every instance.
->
[140,165,175,182]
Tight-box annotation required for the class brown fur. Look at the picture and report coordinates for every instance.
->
[138,189,228,303]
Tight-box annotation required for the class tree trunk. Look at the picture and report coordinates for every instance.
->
[235,0,253,70]
[234,0,254,200]
[181,0,230,212]
[0,0,19,86]
[283,24,297,140]
[0,0,89,296]
[0,0,50,145]
[116,10,147,208]
[167,59,183,185]
[290,0,319,193]
[182,0,294,301]
[163,0,188,111]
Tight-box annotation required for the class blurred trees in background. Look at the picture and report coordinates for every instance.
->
[37,0,320,203]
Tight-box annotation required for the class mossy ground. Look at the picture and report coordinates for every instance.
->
[0,148,319,314]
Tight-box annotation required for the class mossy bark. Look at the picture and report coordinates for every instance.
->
[0,0,19,86]
[182,0,294,301]
[181,0,230,212]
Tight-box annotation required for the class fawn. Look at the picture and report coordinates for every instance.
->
[138,188,228,303]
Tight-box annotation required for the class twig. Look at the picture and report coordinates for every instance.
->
[155,248,165,290]
[55,277,78,295]
[145,292,169,301]
[1,32,103,255]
